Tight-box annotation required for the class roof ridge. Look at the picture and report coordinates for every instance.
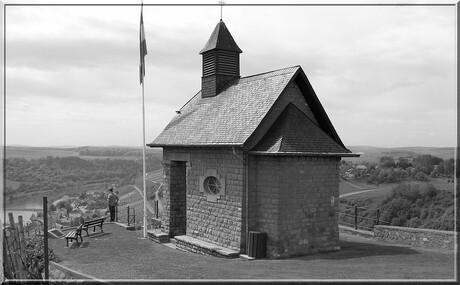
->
[240,65,300,81]
[178,90,201,111]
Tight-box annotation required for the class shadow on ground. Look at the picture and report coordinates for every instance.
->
[289,239,418,261]
[66,241,89,249]
[83,232,112,239]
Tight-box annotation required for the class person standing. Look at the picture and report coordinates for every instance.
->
[107,187,119,222]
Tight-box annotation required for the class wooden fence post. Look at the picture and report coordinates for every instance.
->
[156,200,159,219]
[43,197,49,281]
[8,212,28,279]
[127,206,130,226]
[376,208,380,226]
[354,205,358,229]
[3,229,14,279]
[17,216,28,277]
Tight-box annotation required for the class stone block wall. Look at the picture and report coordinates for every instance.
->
[162,147,245,252]
[249,155,340,258]
[148,218,162,230]
[374,225,455,250]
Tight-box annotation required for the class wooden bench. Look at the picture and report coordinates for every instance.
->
[82,217,106,236]
[64,225,83,247]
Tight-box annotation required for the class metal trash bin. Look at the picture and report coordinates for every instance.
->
[248,231,267,258]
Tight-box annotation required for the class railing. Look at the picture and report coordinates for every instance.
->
[115,205,136,226]
[127,206,136,226]
[339,203,390,231]
[155,200,159,219]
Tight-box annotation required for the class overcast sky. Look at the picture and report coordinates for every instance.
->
[3,1,457,148]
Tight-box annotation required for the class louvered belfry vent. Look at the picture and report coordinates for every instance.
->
[203,52,215,77]
[217,50,239,75]
[200,20,242,98]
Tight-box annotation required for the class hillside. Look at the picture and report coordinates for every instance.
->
[115,169,163,224]
[344,146,455,163]
[5,145,162,160]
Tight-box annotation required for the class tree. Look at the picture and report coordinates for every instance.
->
[397,157,411,169]
[379,156,396,168]
[49,203,57,212]
[444,158,454,177]
[413,154,443,175]
[414,171,428,181]
[57,200,73,215]
[79,191,87,200]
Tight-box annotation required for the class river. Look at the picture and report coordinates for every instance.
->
[4,193,55,224]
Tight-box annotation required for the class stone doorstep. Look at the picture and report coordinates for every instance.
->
[147,229,170,243]
[174,235,240,258]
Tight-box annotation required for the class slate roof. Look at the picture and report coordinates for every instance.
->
[199,20,242,54]
[149,66,299,147]
[149,65,356,156]
[251,103,353,156]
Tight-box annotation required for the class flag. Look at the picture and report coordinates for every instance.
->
[139,5,147,84]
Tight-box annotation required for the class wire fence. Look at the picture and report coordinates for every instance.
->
[339,203,390,231]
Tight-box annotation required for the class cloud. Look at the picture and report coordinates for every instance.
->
[4,4,456,147]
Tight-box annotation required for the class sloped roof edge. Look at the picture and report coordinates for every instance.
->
[248,151,360,157]
[242,66,351,153]
[294,68,347,149]
[147,143,244,148]
[251,102,353,155]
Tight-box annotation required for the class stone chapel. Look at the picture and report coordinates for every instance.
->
[148,20,358,258]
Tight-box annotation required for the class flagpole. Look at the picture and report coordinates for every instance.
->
[142,80,147,239]
[139,1,148,239]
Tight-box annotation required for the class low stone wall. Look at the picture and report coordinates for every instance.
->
[374,225,455,250]
[147,229,170,243]
[174,235,239,258]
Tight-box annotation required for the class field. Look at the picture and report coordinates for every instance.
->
[5,145,162,160]
[344,145,455,164]
[5,179,21,190]
[340,178,455,202]
[5,146,80,159]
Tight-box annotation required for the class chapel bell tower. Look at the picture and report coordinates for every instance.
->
[200,20,242,98]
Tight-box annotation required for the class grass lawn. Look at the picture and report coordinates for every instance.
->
[339,180,399,201]
[339,179,453,202]
[47,223,455,281]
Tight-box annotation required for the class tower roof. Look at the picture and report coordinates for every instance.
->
[199,20,242,54]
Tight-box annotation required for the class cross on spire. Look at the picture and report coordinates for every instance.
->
[219,0,225,20]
